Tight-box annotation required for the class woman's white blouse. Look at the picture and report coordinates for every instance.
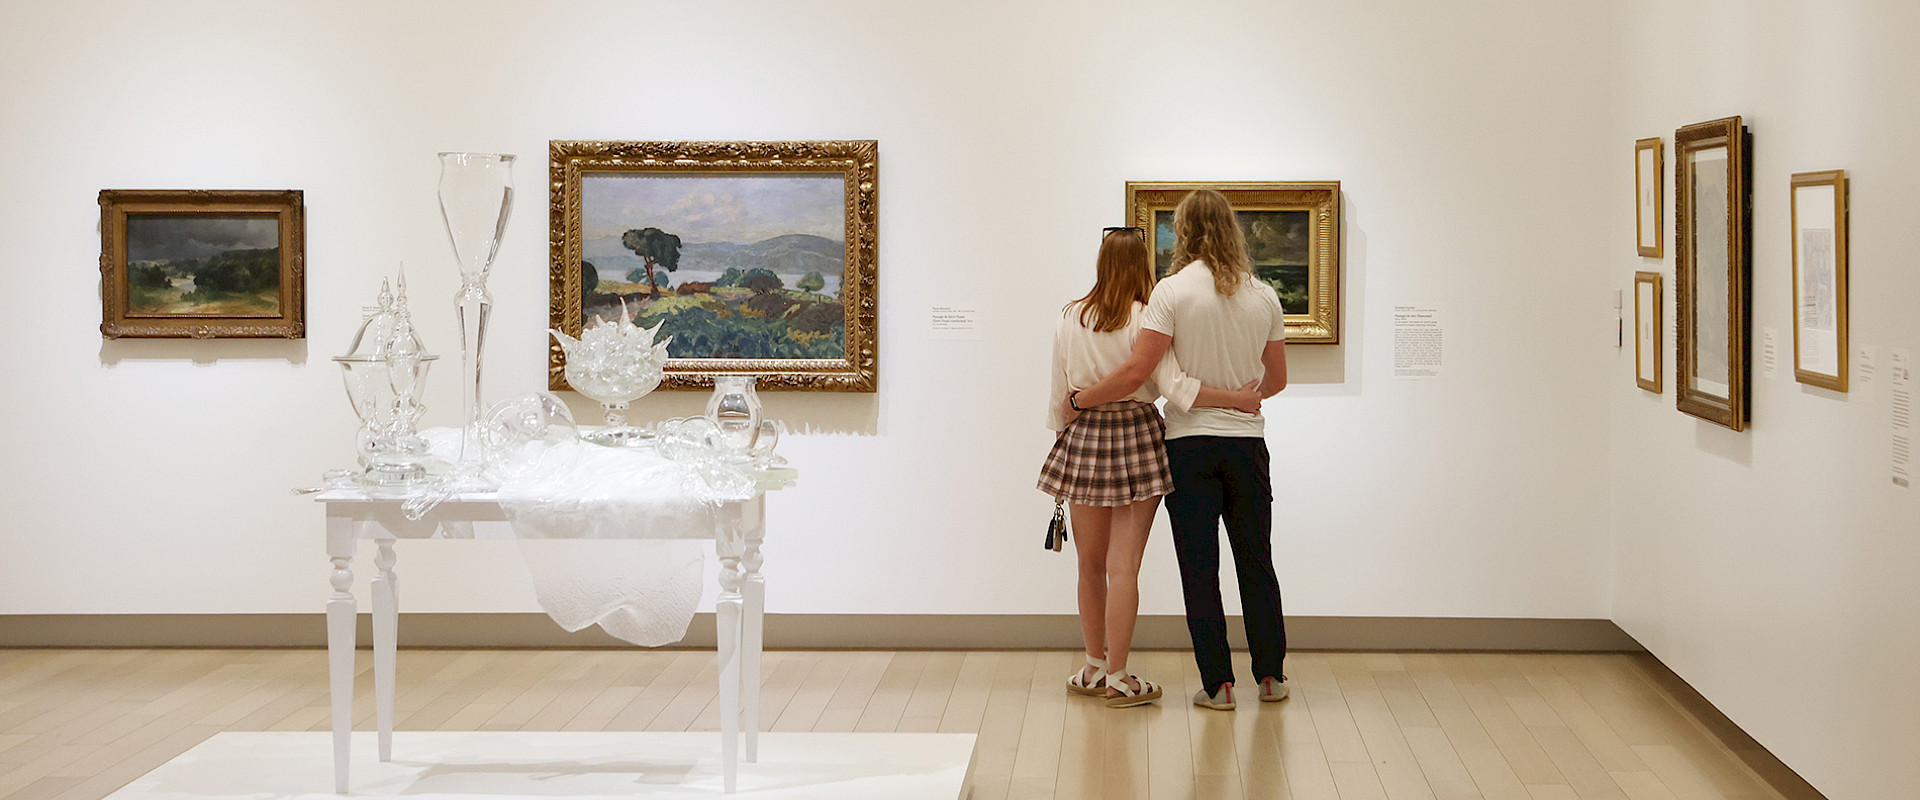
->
[1046,301,1201,431]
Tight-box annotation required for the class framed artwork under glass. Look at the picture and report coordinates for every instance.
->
[98,189,305,339]
[548,140,879,392]
[1635,271,1663,393]
[1673,116,1752,431]
[1124,181,1341,344]
[1635,137,1664,258]
[1790,169,1848,392]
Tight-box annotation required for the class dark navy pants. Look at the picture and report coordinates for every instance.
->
[1164,436,1287,694]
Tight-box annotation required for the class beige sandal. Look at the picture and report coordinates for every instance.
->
[1104,668,1162,708]
[1067,655,1107,696]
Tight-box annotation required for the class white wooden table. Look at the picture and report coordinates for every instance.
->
[317,488,769,794]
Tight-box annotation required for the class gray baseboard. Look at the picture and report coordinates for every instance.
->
[0,613,1643,652]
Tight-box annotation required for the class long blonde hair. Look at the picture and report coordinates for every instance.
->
[1172,189,1253,295]
[1072,228,1154,332]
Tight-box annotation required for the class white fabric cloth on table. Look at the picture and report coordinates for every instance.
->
[422,428,753,647]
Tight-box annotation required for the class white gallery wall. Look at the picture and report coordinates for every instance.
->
[1607,2,1920,797]
[0,0,1619,620]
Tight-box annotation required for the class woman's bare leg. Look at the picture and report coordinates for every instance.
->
[1104,495,1160,683]
[1070,503,1114,678]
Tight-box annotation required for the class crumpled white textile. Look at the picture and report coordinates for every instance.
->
[420,425,752,647]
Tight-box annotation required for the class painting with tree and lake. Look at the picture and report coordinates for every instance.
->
[550,140,879,392]
[580,173,848,361]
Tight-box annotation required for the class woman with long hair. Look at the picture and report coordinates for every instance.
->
[1069,190,1291,710]
[1039,225,1259,708]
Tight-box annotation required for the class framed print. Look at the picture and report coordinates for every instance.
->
[1635,137,1664,257]
[1125,181,1341,344]
[1790,169,1848,391]
[1634,272,1663,393]
[1673,116,1752,430]
[549,140,878,392]
[98,190,305,339]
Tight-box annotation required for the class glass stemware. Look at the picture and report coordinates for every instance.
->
[437,152,515,482]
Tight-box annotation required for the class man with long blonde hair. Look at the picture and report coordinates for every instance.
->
[1067,190,1290,709]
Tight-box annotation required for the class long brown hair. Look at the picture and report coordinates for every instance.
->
[1072,228,1154,332]
[1172,189,1253,295]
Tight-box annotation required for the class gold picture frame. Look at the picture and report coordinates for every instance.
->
[1634,271,1663,393]
[1673,117,1752,430]
[98,189,305,339]
[1635,137,1664,258]
[1125,181,1341,344]
[548,140,879,392]
[1790,169,1848,392]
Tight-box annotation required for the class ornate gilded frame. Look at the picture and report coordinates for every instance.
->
[1790,169,1848,392]
[98,189,305,339]
[1125,181,1341,344]
[1674,117,1752,430]
[1635,137,1664,258]
[548,140,878,392]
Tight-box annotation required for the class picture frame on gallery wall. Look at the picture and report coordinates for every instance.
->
[98,189,305,339]
[1790,169,1849,392]
[1125,181,1341,344]
[1635,137,1664,257]
[548,140,879,392]
[1673,116,1752,431]
[1635,271,1663,393]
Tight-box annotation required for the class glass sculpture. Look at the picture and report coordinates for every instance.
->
[550,301,673,447]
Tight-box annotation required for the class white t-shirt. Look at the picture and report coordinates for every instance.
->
[1046,301,1201,432]
[1140,261,1287,439]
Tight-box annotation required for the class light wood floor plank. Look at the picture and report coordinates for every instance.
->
[1442,657,1567,786]
[938,652,997,734]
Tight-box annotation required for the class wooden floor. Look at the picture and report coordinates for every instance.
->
[0,648,1801,800]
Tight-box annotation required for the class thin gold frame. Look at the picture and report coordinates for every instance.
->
[98,189,305,339]
[1635,137,1664,258]
[1790,169,1848,392]
[1124,181,1341,344]
[1673,117,1751,430]
[1634,271,1663,393]
[548,140,879,392]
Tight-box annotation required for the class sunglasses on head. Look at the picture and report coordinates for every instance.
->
[1102,226,1145,236]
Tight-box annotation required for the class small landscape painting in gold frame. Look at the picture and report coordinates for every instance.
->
[98,189,306,339]
[1790,169,1848,392]
[1125,181,1341,344]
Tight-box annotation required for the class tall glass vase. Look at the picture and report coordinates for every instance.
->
[438,152,515,482]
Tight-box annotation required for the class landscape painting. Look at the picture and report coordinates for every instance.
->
[549,140,879,392]
[579,173,847,361]
[1126,181,1341,344]
[1152,208,1311,313]
[98,189,305,339]
[124,214,282,317]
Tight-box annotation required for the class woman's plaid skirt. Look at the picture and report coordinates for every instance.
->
[1037,400,1174,506]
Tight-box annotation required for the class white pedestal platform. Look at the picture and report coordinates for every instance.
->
[105,731,976,799]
